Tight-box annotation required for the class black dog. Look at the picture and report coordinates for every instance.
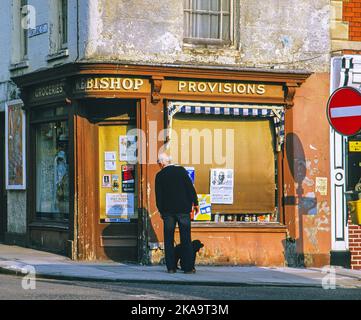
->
[174,240,204,271]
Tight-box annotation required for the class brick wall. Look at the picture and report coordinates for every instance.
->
[343,0,361,41]
[349,222,361,270]
[343,0,361,271]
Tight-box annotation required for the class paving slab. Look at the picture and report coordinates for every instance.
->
[0,244,360,288]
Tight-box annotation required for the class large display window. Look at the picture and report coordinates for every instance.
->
[32,106,69,221]
[168,102,284,224]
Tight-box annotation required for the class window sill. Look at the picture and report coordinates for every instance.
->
[190,222,287,232]
[9,60,29,71]
[47,49,69,62]
[183,38,233,49]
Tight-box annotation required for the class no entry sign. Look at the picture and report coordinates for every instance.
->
[327,86,361,136]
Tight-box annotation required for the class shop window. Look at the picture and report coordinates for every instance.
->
[170,113,278,223]
[31,106,67,121]
[35,121,69,220]
[183,0,232,45]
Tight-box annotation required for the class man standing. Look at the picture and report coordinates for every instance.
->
[155,153,199,274]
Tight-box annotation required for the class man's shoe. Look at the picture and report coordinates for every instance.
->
[167,269,177,274]
[184,268,196,274]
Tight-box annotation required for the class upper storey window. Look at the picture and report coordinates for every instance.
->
[183,0,232,46]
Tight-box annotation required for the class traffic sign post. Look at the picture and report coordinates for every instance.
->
[327,86,361,136]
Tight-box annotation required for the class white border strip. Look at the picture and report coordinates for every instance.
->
[330,105,361,118]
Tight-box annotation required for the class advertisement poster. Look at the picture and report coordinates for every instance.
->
[185,167,195,184]
[111,174,120,192]
[105,161,116,171]
[195,194,212,221]
[119,135,137,162]
[106,193,134,217]
[210,169,234,204]
[104,151,117,161]
[5,101,26,189]
[315,177,328,196]
[122,165,135,193]
[102,175,111,188]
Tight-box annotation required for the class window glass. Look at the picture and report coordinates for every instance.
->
[171,114,278,223]
[36,121,69,219]
[20,0,28,58]
[60,0,68,47]
[184,0,231,43]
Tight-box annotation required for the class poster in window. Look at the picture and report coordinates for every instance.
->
[111,174,120,192]
[210,169,234,204]
[106,193,134,220]
[102,175,111,188]
[5,100,26,190]
[185,167,195,184]
[104,151,117,161]
[122,165,135,193]
[119,135,137,162]
[105,161,116,171]
[194,194,211,221]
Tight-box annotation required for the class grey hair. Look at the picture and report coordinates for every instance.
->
[158,152,172,165]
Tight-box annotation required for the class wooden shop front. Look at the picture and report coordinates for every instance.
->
[13,63,310,265]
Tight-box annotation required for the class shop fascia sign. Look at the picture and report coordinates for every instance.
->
[74,76,281,97]
[75,77,148,92]
[176,81,266,95]
[32,82,65,99]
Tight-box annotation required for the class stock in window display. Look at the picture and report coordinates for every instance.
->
[35,121,69,219]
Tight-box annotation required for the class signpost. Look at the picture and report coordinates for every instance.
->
[327,86,361,136]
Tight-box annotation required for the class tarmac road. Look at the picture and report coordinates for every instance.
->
[0,274,361,300]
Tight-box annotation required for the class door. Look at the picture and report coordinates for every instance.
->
[347,134,361,192]
[0,112,6,242]
[96,123,138,261]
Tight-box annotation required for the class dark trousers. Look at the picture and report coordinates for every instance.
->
[162,213,193,272]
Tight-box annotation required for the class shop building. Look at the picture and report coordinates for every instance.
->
[330,0,361,270]
[2,0,334,266]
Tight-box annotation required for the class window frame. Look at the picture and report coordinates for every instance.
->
[183,0,234,46]
[170,112,280,224]
[59,0,68,49]
[20,0,28,60]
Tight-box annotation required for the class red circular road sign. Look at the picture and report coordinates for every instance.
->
[327,86,361,136]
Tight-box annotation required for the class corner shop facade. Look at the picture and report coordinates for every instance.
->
[9,62,318,266]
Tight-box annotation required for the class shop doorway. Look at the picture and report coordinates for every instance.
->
[78,100,139,262]
[0,112,6,242]
[96,122,138,261]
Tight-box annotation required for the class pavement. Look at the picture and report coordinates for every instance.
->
[1,244,361,289]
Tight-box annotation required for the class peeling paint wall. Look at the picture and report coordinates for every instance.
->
[284,73,331,267]
[84,0,330,72]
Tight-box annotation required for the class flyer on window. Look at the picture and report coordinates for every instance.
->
[106,193,134,217]
[122,165,135,193]
[119,135,137,162]
[195,194,212,221]
[185,167,195,184]
[210,169,234,204]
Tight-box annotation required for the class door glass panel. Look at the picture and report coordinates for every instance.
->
[98,125,138,223]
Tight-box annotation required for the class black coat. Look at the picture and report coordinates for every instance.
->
[155,165,198,215]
